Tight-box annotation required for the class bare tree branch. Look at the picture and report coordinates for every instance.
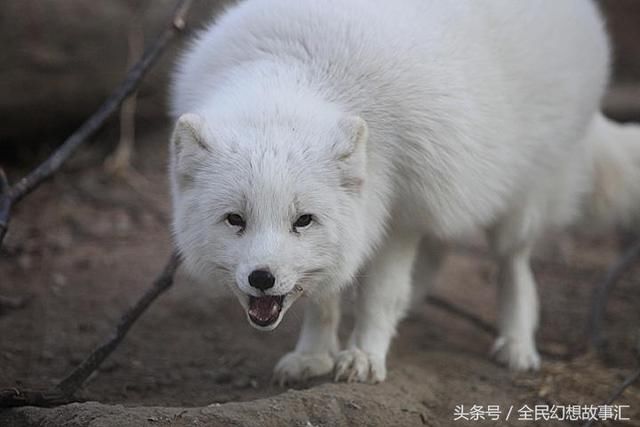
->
[0,168,10,244]
[105,3,146,176]
[0,0,193,408]
[426,295,497,336]
[588,238,640,351]
[426,295,567,360]
[56,253,181,396]
[0,0,193,247]
[0,252,181,408]
[0,388,71,408]
[582,367,640,427]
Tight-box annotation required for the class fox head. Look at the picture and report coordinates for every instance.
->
[169,110,368,330]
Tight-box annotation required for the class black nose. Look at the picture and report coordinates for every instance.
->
[248,269,275,291]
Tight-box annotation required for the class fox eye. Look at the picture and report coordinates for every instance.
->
[293,214,313,230]
[225,213,246,228]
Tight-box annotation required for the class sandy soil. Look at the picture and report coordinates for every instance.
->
[1,126,639,426]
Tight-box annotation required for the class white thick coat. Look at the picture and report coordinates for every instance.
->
[169,0,640,383]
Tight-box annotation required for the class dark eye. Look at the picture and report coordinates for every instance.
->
[225,213,245,228]
[293,214,313,229]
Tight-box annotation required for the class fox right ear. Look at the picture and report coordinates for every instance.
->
[170,113,210,190]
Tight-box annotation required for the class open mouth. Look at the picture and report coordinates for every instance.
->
[247,295,285,327]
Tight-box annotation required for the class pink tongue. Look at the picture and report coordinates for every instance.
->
[248,296,280,324]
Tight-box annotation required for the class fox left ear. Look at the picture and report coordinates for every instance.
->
[333,116,368,191]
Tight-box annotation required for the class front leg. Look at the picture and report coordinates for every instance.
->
[273,292,340,385]
[334,232,421,383]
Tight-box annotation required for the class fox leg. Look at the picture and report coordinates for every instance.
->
[488,219,541,371]
[273,292,340,385]
[411,236,448,308]
[334,231,421,383]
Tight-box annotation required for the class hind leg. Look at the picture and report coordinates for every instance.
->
[411,236,448,309]
[487,216,541,371]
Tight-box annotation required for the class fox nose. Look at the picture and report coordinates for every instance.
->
[248,269,275,291]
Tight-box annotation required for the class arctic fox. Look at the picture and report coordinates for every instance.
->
[169,0,640,383]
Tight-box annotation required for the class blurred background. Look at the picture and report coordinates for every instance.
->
[0,0,639,164]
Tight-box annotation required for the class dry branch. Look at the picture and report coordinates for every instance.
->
[0,168,10,244]
[0,388,71,408]
[426,295,497,336]
[57,253,181,396]
[582,327,640,427]
[0,0,193,408]
[0,252,181,408]
[582,367,640,427]
[0,0,193,247]
[105,4,146,176]
[426,295,566,359]
[587,238,640,351]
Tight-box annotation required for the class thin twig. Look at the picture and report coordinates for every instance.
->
[0,0,192,407]
[582,367,640,427]
[0,0,193,247]
[0,168,10,244]
[587,239,640,351]
[427,295,497,336]
[105,5,145,175]
[425,295,569,359]
[0,388,71,408]
[0,252,181,408]
[56,252,181,395]
[582,332,640,427]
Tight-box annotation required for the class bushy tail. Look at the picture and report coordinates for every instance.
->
[583,113,640,230]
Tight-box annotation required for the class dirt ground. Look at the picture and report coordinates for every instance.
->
[1,125,639,426]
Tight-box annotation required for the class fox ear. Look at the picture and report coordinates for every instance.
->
[333,116,368,192]
[170,113,210,191]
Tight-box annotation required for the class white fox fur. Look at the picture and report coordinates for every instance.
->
[169,0,640,383]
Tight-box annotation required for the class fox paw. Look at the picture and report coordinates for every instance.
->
[492,336,541,371]
[334,348,386,383]
[273,351,335,386]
